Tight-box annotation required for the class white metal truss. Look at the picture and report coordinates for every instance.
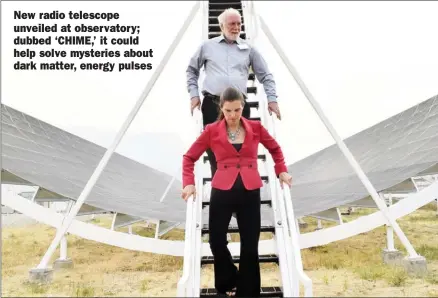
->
[412,174,438,191]
[412,174,438,215]
[5,179,437,254]
[31,1,202,271]
[254,5,421,259]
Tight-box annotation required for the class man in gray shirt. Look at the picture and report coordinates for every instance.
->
[186,7,281,177]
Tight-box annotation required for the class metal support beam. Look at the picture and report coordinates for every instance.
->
[316,220,323,230]
[381,193,396,251]
[31,186,40,203]
[60,235,67,260]
[110,212,117,230]
[33,1,201,270]
[258,15,419,258]
[155,220,160,239]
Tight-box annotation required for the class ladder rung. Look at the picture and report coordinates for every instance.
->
[200,286,283,297]
[208,0,241,2]
[246,101,259,109]
[247,86,257,94]
[249,117,261,121]
[248,73,255,80]
[209,8,242,11]
[209,3,242,10]
[201,254,279,265]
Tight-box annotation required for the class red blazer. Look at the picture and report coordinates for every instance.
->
[182,117,288,190]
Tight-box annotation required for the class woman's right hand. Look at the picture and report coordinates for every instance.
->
[181,185,196,202]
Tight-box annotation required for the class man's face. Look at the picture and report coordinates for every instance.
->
[221,14,241,41]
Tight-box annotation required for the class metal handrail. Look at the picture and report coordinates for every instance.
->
[258,90,294,297]
[177,194,195,296]
[256,58,313,296]
[177,105,204,297]
[177,2,208,295]
[265,109,313,297]
[191,109,205,298]
[282,184,313,297]
[267,107,313,296]
[245,5,295,296]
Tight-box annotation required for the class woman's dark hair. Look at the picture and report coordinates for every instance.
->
[217,87,245,121]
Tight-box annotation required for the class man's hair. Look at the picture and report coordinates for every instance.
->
[218,8,242,26]
[217,87,245,121]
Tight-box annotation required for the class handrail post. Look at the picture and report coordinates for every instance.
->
[256,74,294,297]
[177,195,195,297]
[283,185,313,296]
[177,94,204,297]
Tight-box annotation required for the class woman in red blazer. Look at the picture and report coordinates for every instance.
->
[182,87,292,297]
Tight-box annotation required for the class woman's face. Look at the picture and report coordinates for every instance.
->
[221,100,243,124]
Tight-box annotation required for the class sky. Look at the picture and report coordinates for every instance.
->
[2,1,438,177]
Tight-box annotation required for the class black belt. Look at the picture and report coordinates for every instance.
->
[202,91,220,99]
[202,91,247,100]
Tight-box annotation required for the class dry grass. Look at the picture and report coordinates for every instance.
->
[2,202,438,297]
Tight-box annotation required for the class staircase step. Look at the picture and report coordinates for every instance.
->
[246,101,259,109]
[202,198,271,208]
[201,254,279,265]
[247,86,257,94]
[200,286,283,297]
[202,224,275,235]
[203,153,265,163]
[203,175,268,184]
[209,2,242,10]
[208,0,241,3]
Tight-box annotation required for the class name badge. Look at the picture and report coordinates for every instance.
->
[237,44,249,50]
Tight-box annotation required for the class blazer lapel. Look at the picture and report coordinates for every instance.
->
[218,119,238,154]
[240,117,254,153]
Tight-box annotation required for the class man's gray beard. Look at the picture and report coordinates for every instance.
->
[225,33,239,41]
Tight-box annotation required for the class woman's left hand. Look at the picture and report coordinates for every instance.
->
[279,172,293,189]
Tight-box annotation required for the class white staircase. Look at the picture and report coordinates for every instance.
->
[177,2,312,296]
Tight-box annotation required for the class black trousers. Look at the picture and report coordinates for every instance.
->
[201,93,251,177]
[209,186,261,297]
